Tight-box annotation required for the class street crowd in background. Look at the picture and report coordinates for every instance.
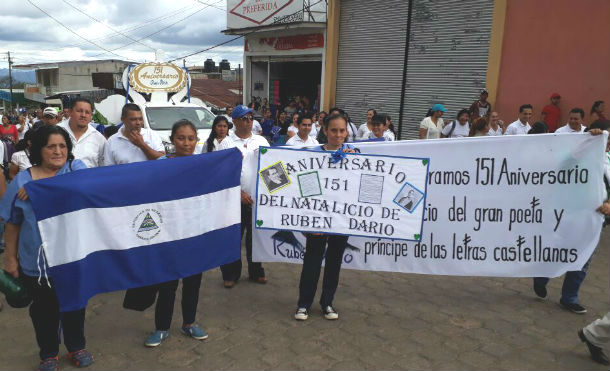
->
[0,89,609,370]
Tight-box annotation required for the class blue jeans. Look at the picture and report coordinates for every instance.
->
[534,258,591,304]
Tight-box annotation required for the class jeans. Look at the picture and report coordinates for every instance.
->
[21,274,86,360]
[154,273,203,331]
[534,258,591,304]
[297,234,348,309]
[220,204,265,281]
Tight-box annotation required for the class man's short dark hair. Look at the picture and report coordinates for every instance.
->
[297,112,313,125]
[519,104,533,113]
[371,114,386,125]
[570,108,585,119]
[72,97,94,111]
[367,108,377,115]
[121,103,141,118]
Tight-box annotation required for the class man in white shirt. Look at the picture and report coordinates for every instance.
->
[555,108,587,134]
[103,104,165,165]
[285,113,319,146]
[505,104,533,135]
[222,105,269,288]
[58,97,106,168]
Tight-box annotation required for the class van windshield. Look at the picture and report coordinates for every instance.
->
[145,106,214,130]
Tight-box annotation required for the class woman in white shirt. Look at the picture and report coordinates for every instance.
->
[419,104,446,139]
[9,130,33,179]
[205,116,235,153]
[286,113,300,139]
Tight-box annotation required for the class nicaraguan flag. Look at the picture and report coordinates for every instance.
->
[26,149,243,312]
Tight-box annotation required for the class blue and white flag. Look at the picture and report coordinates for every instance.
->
[26,149,243,312]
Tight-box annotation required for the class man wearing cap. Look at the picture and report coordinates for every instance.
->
[221,105,269,288]
[419,104,446,139]
[469,89,492,120]
[58,97,106,168]
[31,107,60,131]
[541,93,561,132]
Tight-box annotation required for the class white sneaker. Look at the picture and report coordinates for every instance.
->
[322,306,339,320]
[294,307,309,321]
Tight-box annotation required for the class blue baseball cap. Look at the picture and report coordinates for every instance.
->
[431,103,447,113]
[231,105,253,119]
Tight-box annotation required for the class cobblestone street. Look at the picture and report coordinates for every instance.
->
[1,229,609,370]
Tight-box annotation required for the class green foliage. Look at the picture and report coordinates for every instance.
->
[92,110,108,125]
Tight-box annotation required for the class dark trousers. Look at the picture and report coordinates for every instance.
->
[220,204,265,281]
[534,258,591,304]
[21,274,86,360]
[298,234,348,309]
[155,273,202,331]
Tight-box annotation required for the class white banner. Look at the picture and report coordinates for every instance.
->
[254,147,430,240]
[252,134,607,277]
[227,0,303,29]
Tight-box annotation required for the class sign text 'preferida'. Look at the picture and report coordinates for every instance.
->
[129,63,187,93]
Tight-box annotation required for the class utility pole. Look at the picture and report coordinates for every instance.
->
[7,51,14,112]
[238,64,242,105]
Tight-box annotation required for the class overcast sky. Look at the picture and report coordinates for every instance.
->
[0,0,243,69]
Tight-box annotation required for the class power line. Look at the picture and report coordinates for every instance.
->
[168,0,326,63]
[191,0,226,11]
[60,0,156,52]
[91,0,224,58]
[25,0,135,61]
[64,4,198,50]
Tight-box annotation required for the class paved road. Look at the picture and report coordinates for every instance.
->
[1,229,609,370]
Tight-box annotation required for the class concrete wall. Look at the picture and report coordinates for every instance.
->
[57,61,130,92]
[494,0,610,126]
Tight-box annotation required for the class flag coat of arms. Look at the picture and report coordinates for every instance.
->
[25,148,243,311]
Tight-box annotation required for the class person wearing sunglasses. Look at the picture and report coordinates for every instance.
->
[221,105,270,289]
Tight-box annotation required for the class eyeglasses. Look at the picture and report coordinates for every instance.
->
[243,115,253,121]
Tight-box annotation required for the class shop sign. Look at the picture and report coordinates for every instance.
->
[246,33,324,52]
[128,63,186,93]
[228,0,302,28]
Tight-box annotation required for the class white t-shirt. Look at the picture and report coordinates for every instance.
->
[286,134,319,146]
[441,121,470,138]
[487,125,503,136]
[59,121,107,168]
[555,124,586,134]
[420,117,444,139]
[11,150,31,171]
[385,130,396,141]
[230,132,269,197]
[287,126,299,136]
[104,127,164,165]
[367,131,394,141]
[504,120,531,135]
[251,120,262,135]
[357,123,371,140]
[214,136,236,151]
[309,123,320,138]
[18,121,31,141]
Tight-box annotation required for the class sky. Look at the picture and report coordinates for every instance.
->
[0,0,244,69]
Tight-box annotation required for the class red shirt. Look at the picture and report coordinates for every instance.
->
[542,105,561,132]
[0,124,18,143]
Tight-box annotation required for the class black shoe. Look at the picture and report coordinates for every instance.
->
[533,282,547,299]
[559,301,587,314]
[579,329,610,365]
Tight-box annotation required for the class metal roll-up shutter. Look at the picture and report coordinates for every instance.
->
[335,0,409,128]
[401,0,494,139]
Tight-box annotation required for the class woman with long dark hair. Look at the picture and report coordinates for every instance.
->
[1,125,92,370]
[205,116,235,153]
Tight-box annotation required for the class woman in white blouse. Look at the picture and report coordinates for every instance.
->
[9,130,33,179]
[205,116,235,152]
[419,104,446,139]
[286,113,300,139]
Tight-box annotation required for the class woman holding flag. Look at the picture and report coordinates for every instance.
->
[144,119,208,347]
[294,113,356,321]
[0,125,92,371]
